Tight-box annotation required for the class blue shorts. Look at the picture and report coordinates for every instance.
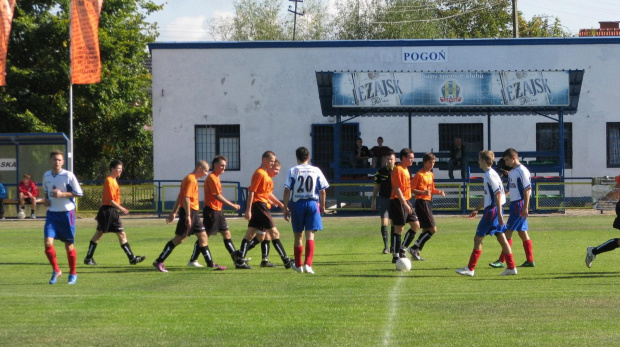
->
[506,200,528,232]
[44,210,76,244]
[475,206,507,237]
[290,199,322,233]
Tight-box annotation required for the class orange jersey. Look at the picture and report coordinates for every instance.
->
[179,173,200,211]
[248,167,273,208]
[390,164,412,200]
[204,172,223,211]
[102,176,121,206]
[411,170,437,201]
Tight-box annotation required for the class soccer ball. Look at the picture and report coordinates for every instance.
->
[17,210,26,219]
[395,257,412,272]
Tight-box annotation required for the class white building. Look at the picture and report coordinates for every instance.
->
[149,38,620,197]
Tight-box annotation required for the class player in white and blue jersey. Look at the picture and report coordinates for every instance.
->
[490,148,535,268]
[456,150,516,277]
[42,150,84,285]
[283,147,329,274]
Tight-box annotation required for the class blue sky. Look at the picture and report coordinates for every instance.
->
[146,0,620,42]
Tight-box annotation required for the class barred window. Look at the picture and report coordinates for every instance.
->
[607,123,620,168]
[536,123,572,169]
[438,123,484,157]
[195,125,240,170]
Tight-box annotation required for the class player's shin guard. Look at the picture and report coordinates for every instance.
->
[468,249,482,271]
[67,248,77,275]
[390,227,395,253]
[381,226,388,248]
[85,241,98,259]
[505,252,516,270]
[499,238,513,263]
[305,240,315,267]
[523,239,534,262]
[45,245,60,272]
[402,229,416,248]
[223,238,236,255]
[200,245,214,267]
[271,239,289,261]
[239,238,250,258]
[156,241,176,263]
[189,240,200,262]
[294,246,303,267]
[392,233,402,257]
[121,242,135,261]
[247,237,260,251]
[261,240,270,260]
[414,231,433,250]
[593,238,620,255]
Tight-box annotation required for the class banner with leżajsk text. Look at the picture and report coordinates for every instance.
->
[71,0,104,84]
[0,0,16,86]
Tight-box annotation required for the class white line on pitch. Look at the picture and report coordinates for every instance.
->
[382,275,404,346]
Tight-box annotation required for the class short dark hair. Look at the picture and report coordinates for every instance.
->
[377,136,383,141]
[212,155,227,168]
[399,148,414,160]
[50,150,64,159]
[262,151,275,159]
[423,153,436,163]
[503,148,518,159]
[356,137,362,142]
[386,150,395,157]
[296,147,310,162]
[109,159,123,170]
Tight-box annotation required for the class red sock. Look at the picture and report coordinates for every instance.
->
[499,238,513,263]
[523,240,534,262]
[468,250,482,271]
[505,252,515,270]
[45,246,60,272]
[294,246,303,267]
[304,240,315,267]
[67,248,77,275]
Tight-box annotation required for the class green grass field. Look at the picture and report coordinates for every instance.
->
[1,213,619,346]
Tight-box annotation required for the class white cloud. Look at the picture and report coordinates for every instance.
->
[158,15,210,42]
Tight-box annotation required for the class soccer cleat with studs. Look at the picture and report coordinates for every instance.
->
[235,262,253,269]
[260,260,276,268]
[585,247,596,268]
[187,261,204,268]
[153,261,168,273]
[292,263,304,273]
[519,261,535,268]
[83,258,98,266]
[455,267,474,277]
[303,264,314,274]
[130,256,146,265]
[499,268,518,276]
[49,270,62,284]
[489,260,505,268]
[67,274,78,285]
[283,257,293,269]
[212,264,227,271]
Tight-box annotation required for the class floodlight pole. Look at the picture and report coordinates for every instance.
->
[512,0,519,38]
[288,0,304,41]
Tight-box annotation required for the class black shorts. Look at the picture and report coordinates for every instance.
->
[415,199,436,229]
[389,199,418,226]
[248,202,275,230]
[203,207,228,236]
[96,205,124,233]
[23,197,35,204]
[174,208,205,236]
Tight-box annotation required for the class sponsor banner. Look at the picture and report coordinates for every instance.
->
[402,47,448,63]
[0,0,16,86]
[332,71,570,108]
[71,0,104,84]
[0,158,16,171]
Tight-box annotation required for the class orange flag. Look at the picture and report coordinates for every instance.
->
[0,0,16,86]
[71,0,104,84]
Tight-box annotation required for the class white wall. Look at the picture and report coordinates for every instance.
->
[151,39,620,196]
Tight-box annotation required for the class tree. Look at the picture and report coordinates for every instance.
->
[438,0,513,39]
[0,0,161,180]
[519,15,570,38]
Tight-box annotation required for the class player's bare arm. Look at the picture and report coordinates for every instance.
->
[522,187,531,218]
[371,184,379,211]
[495,191,505,226]
[245,191,255,220]
[215,194,240,210]
[394,186,412,214]
[282,187,291,221]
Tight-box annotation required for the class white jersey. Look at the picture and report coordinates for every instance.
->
[42,169,84,212]
[507,164,531,201]
[483,168,505,208]
[285,164,329,202]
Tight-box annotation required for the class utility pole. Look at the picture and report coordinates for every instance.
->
[512,0,519,38]
[288,0,304,41]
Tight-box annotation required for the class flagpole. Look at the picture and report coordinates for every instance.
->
[69,1,73,172]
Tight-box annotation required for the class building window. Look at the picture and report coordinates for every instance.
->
[536,123,572,169]
[195,125,240,170]
[607,123,620,168]
[438,123,484,161]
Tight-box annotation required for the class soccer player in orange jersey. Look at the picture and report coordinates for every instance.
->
[235,151,293,269]
[153,161,226,272]
[389,148,419,264]
[84,160,146,266]
[187,155,246,268]
[403,153,445,261]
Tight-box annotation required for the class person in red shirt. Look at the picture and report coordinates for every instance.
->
[235,151,292,269]
[18,174,38,218]
[403,153,445,261]
[83,160,146,266]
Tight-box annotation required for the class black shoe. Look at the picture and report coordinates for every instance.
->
[382,247,390,254]
[84,258,98,265]
[283,257,293,269]
[232,251,250,264]
[392,257,399,264]
[260,260,276,268]
[235,262,253,269]
[130,255,146,265]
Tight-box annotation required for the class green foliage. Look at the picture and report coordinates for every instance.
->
[520,15,571,38]
[1,215,620,345]
[0,0,161,180]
